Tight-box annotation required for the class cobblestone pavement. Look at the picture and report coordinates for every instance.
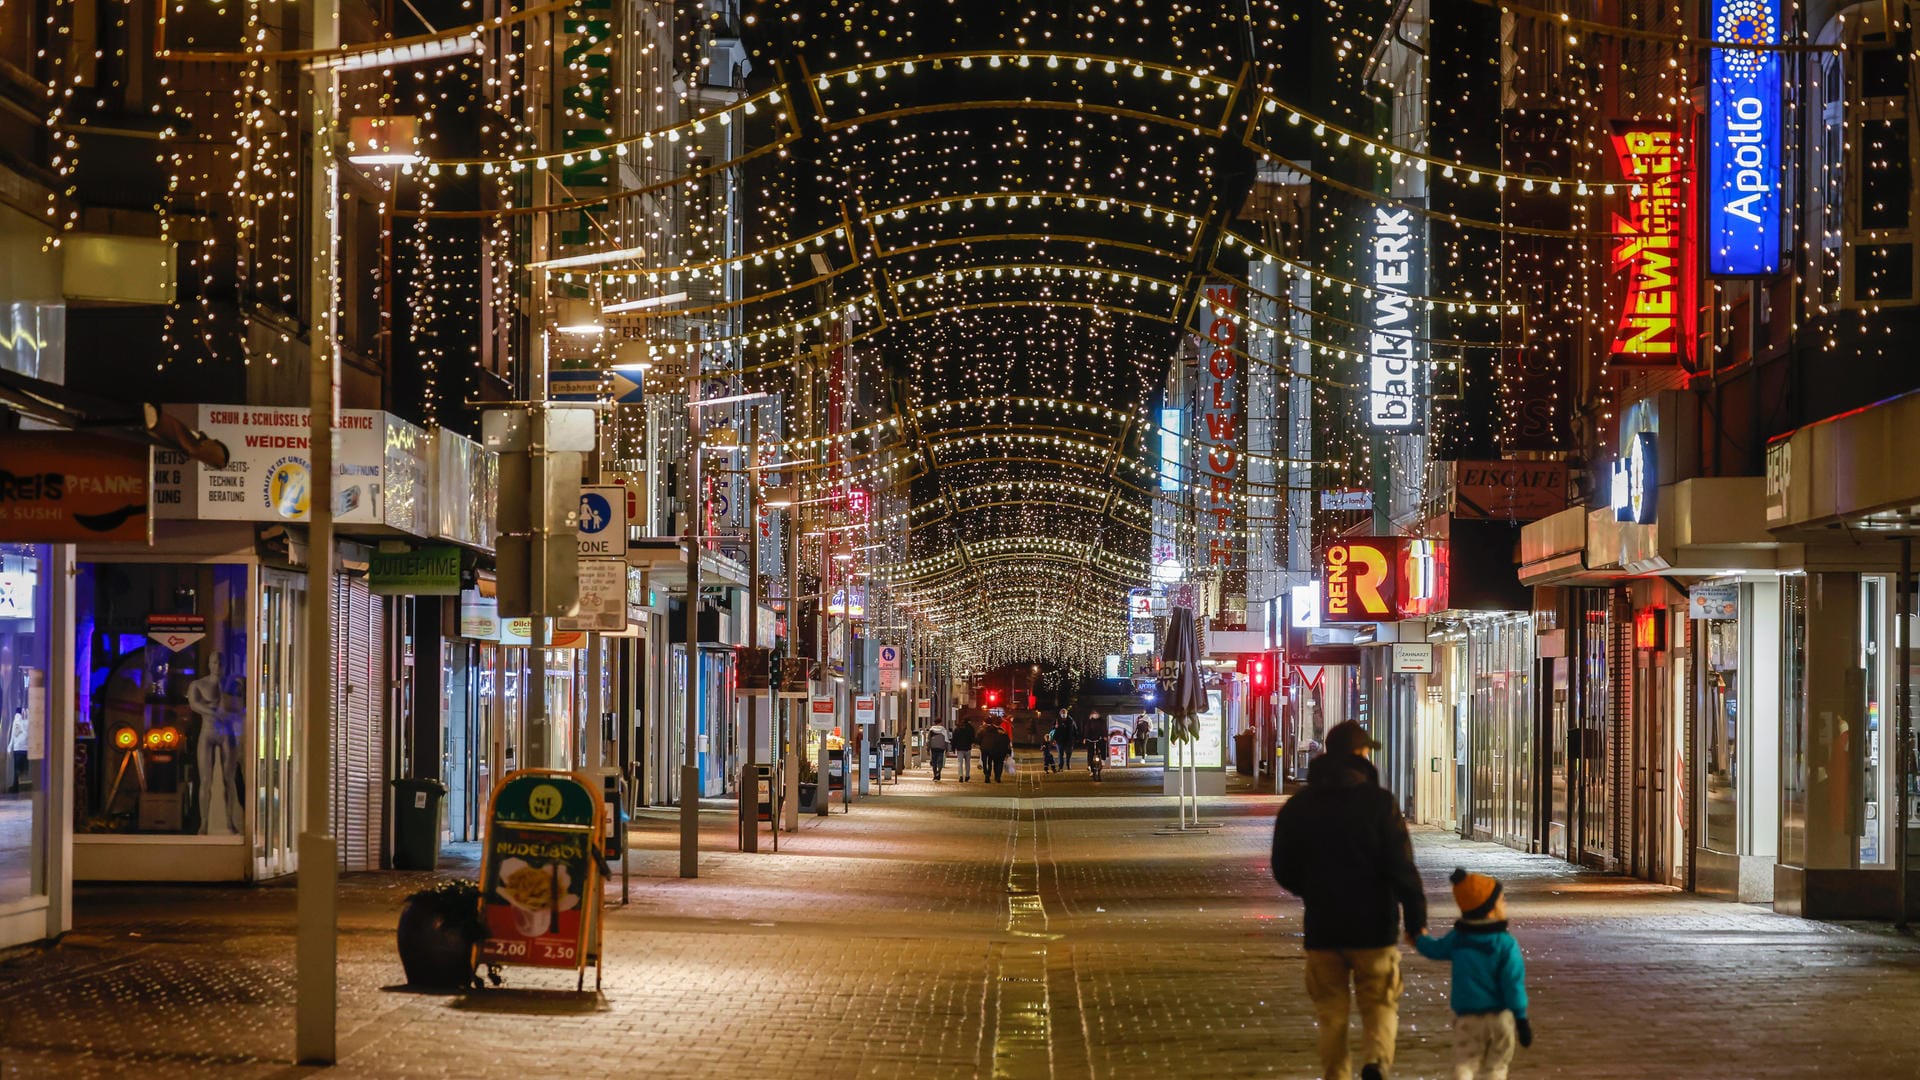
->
[4,752,1918,1078]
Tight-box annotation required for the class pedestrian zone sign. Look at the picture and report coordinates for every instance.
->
[577,485,626,558]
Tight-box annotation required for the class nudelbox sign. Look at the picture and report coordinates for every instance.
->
[480,772,600,969]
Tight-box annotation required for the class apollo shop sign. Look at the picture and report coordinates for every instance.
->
[1321,537,1449,623]
[1707,0,1782,276]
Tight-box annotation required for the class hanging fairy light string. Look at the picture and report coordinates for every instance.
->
[125,0,1758,670]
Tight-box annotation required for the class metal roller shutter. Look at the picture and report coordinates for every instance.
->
[332,575,386,871]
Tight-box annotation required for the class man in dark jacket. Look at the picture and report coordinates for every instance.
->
[1270,721,1427,1080]
[950,718,976,782]
[977,722,1012,783]
[1054,710,1078,771]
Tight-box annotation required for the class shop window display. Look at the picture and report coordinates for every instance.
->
[0,543,51,905]
[1779,575,1808,867]
[1702,616,1740,853]
[74,563,248,836]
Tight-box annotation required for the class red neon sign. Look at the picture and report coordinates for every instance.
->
[1634,607,1668,651]
[1608,123,1696,366]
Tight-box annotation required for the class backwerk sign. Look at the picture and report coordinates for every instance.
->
[1707,0,1783,275]
[1368,205,1424,430]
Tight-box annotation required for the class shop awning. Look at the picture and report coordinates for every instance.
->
[1767,388,1920,536]
[1521,479,1781,583]
[628,537,751,591]
[0,369,229,467]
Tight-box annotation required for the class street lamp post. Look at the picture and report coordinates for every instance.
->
[295,0,341,1058]
[741,407,760,853]
[681,338,702,879]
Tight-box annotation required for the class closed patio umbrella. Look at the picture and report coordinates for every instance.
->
[1159,607,1208,828]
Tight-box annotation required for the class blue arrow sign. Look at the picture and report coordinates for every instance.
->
[550,370,602,402]
[610,370,646,403]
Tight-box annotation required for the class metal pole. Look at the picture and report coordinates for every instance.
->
[1898,537,1913,929]
[741,407,760,852]
[528,403,550,768]
[295,0,340,1056]
[681,339,702,878]
[783,484,802,832]
[816,561,831,817]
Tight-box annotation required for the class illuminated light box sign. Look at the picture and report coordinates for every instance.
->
[1368,205,1425,431]
[1608,124,1696,365]
[1198,283,1242,568]
[1708,0,1782,276]
[1321,537,1450,623]
[1610,430,1659,525]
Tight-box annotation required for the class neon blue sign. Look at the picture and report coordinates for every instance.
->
[1707,0,1782,275]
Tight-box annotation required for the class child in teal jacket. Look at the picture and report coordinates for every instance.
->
[1413,868,1532,1079]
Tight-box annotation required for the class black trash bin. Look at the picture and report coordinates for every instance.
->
[391,777,447,870]
[1232,730,1256,776]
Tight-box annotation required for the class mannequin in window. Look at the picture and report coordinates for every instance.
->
[189,653,243,834]
[7,708,26,793]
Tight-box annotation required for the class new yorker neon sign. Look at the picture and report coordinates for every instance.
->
[1609,124,1695,365]
[1707,0,1782,275]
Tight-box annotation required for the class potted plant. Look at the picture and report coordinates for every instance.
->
[797,753,819,811]
[397,879,485,990]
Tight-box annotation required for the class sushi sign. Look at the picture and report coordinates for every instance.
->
[480,770,605,978]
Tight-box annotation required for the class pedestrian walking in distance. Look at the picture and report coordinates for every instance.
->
[925,721,950,781]
[1270,720,1427,1080]
[1042,724,1058,773]
[1413,869,1532,1080]
[951,718,975,782]
[1054,709,1078,771]
[978,721,1012,783]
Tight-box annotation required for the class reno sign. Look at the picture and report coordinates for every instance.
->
[1321,537,1450,623]
[1707,0,1782,275]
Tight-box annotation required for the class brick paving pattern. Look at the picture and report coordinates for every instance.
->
[3,751,1918,1077]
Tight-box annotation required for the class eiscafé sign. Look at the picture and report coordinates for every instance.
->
[1321,537,1450,623]
[1451,460,1568,522]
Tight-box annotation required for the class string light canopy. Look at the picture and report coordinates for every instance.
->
[124,0,1837,673]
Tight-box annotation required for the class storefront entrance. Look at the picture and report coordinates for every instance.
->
[254,570,305,879]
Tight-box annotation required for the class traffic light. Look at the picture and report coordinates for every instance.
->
[985,688,1001,706]
[1242,656,1271,693]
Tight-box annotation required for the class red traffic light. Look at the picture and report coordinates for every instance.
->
[985,689,1000,705]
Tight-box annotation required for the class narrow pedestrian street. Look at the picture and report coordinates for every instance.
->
[3,756,1915,1079]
